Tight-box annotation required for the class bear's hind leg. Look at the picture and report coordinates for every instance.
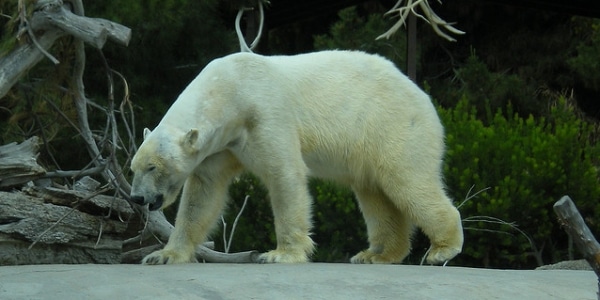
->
[383,177,463,265]
[351,186,412,264]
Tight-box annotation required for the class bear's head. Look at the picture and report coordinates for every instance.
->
[129,127,201,210]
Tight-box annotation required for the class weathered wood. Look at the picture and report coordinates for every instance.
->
[0,0,132,99]
[29,1,131,49]
[0,189,131,265]
[24,186,134,220]
[0,136,46,188]
[554,195,600,298]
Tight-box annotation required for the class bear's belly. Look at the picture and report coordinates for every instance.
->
[302,151,357,184]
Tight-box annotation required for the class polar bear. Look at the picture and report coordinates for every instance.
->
[129,50,463,265]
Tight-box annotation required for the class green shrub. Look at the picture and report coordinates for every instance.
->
[440,95,600,268]
[309,179,366,262]
[453,52,538,119]
[568,18,600,90]
[218,174,366,262]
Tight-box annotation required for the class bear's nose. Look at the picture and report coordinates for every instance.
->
[130,195,145,205]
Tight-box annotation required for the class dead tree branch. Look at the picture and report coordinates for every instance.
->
[378,0,464,42]
[235,0,266,52]
[0,0,131,99]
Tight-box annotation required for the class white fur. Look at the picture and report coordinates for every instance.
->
[130,50,463,265]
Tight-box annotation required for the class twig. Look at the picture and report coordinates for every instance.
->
[17,0,60,64]
[227,195,249,252]
[114,69,136,154]
[457,185,490,209]
[222,195,250,253]
[95,220,104,248]
[42,161,107,180]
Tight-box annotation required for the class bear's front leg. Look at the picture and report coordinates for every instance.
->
[143,167,235,264]
[257,170,315,263]
[142,175,223,264]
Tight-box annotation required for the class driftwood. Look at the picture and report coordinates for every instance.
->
[0,137,46,188]
[553,196,600,299]
[0,186,133,265]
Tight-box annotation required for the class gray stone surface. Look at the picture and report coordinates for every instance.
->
[0,263,596,300]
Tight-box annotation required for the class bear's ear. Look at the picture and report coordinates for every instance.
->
[143,128,152,140]
[182,129,199,151]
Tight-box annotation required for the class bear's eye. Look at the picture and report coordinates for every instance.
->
[147,166,156,172]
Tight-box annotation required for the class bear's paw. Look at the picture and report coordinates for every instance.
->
[425,246,461,265]
[350,250,400,264]
[142,249,198,265]
[258,249,309,263]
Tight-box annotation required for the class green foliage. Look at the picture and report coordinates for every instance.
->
[309,179,366,262]
[452,52,538,119]
[313,6,407,71]
[440,95,600,268]
[218,174,366,262]
[217,173,276,253]
[568,18,600,90]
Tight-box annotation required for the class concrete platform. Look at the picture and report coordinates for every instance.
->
[0,263,596,299]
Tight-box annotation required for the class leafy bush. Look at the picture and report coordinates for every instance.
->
[440,95,600,268]
[308,179,366,262]
[452,52,538,119]
[217,174,366,262]
[568,18,600,90]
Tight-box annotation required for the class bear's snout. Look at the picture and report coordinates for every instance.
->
[129,194,164,210]
[130,195,145,205]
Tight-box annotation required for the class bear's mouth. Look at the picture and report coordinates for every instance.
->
[148,194,164,211]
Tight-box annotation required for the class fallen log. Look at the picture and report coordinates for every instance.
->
[0,186,133,265]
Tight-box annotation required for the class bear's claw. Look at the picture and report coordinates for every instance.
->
[142,249,197,265]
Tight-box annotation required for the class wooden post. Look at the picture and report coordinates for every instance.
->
[553,196,600,299]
